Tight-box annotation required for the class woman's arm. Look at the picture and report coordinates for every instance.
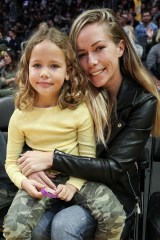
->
[53,95,157,185]
[18,94,157,187]
[18,150,53,176]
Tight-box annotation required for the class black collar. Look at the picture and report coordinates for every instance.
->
[117,77,140,110]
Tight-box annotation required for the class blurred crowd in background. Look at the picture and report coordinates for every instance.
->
[0,0,160,97]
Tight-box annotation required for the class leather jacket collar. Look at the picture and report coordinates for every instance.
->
[117,76,140,110]
[97,76,141,155]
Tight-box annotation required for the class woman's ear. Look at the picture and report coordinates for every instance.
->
[118,39,125,57]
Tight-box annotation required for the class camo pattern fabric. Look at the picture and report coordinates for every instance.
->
[3,177,126,240]
[3,174,69,240]
[74,181,126,240]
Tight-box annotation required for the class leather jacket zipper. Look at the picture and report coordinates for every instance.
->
[126,170,141,214]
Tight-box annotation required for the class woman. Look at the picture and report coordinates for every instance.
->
[17,8,160,240]
[0,48,17,97]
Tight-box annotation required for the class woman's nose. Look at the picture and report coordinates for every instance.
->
[88,53,98,66]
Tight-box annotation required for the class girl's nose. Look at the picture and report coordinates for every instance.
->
[40,68,49,78]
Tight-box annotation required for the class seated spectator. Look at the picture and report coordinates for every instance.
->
[7,29,22,59]
[124,25,143,58]
[127,12,140,28]
[146,29,160,89]
[0,48,18,98]
[0,30,9,48]
[135,9,158,62]
[155,11,160,28]
[150,5,160,22]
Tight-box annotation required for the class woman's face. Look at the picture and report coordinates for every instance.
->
[76,23,125,92]
[3,52,12,65]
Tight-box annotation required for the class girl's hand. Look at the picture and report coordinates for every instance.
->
[28,171,56,189]
[21,179,45,198]
[55,183,77,202]
[17,150,53,176]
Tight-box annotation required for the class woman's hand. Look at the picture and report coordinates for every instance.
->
[27,171,56,189]
[17,150,53,176]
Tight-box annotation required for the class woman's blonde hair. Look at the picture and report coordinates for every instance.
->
[156,29,160,42]
[15,23,88,111]
[69,8,160,140]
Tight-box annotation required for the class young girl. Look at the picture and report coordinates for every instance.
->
[3,23,99,240]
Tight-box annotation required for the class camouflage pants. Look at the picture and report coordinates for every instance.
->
[3,174,68,240]
[3,180,126,240]
[76,182,126,240]
[3,189,51,240]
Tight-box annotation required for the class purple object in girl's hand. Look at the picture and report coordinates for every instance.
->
[41,187,58,198]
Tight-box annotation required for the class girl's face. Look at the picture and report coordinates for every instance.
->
[3,52,12,65]
[76,23,125,94]
[29,40,69,106]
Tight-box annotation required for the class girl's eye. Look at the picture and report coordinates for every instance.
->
[33,64,41,68]
[50,64,59,69]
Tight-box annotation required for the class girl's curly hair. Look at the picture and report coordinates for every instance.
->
[15,22,88,111]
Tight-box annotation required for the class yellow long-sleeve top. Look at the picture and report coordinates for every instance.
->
[5,102,96,190]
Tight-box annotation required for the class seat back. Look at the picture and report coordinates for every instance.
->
[0,96,15,140]
[146,137,160,240]
[133,136,153,240]
[0,96,15,233]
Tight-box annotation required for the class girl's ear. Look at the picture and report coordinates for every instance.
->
[65,66,71,81]
[65,74,70,81]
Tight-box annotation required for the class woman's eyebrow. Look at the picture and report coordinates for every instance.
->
[77,40,107,52]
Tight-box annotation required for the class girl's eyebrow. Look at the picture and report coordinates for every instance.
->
[77,40,107,52]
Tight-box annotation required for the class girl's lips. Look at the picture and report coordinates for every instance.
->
[38,82,53,88]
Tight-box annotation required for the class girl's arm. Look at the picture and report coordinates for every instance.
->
[6,112,48,197]
[5,111,28,189]
[65,103,96,190]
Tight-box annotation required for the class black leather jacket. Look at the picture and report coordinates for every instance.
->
[53,76,157,210]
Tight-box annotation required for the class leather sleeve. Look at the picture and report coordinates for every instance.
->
[53,95,157,187]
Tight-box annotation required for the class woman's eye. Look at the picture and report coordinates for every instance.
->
[96,46,105,52]
[77,53,87,59]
